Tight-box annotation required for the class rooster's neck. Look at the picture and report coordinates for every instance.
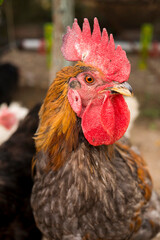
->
[34,66,82,171]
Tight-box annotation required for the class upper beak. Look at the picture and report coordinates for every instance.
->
[106,82,133,97]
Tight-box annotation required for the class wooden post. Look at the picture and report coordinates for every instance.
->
[5,0,16,49]
[50,0,75,83]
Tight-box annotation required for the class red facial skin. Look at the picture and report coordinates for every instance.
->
[68,69,130,146]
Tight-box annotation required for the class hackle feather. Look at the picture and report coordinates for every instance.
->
[34,63,89,170]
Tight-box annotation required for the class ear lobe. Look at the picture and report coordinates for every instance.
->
[67,89,82,116]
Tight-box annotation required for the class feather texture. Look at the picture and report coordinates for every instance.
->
[34,63,88,170]
[31,18,160,240]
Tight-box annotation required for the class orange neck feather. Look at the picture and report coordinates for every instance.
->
[34,63,86,170]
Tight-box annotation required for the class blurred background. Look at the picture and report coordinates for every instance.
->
[0,0,160,194]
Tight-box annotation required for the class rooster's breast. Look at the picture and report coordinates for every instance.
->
[31,142,145,240]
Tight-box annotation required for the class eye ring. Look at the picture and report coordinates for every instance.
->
[85,75,95,84]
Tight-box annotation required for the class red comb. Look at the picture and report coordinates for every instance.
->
[61,18,131,83]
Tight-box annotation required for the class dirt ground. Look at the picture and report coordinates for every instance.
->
[1,49,160,239]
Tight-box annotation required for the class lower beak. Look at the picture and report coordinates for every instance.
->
[110,82,133,97]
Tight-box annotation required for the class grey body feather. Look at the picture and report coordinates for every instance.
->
[31,137,160,240]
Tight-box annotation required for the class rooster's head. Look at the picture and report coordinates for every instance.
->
[61,18,132,146]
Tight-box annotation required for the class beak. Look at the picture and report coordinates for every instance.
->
[109,82,133,97]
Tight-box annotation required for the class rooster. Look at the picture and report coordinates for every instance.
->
[31,18,160,240]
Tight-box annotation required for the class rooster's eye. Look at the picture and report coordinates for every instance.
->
[85,75,94,84]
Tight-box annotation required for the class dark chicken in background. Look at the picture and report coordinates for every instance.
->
[31,18,160,240]
[0,63,19,105]
[0,104,41,240]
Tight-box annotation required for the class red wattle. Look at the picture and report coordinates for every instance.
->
[111,94,130,140]
[81,98,111,146]
[100,96,115,141]
[81,94,130,146]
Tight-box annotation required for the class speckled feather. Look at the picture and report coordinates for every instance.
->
[32,133,160,240]
[31,66,160,239]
